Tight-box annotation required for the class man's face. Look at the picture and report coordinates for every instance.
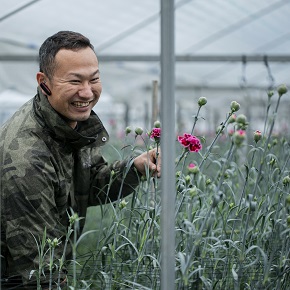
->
[44,47,102,128]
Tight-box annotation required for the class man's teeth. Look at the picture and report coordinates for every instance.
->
[72,101,90,107]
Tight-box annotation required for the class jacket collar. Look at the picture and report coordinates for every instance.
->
[33,87,109,149]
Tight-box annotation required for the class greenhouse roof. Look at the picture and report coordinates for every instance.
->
[1,0,290,100]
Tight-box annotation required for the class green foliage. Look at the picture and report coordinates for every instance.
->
[36,86,290,289]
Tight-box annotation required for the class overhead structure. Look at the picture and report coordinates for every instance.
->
[1,0,290,99]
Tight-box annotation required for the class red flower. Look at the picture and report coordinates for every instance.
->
[178,133,202,152]
[150,127,161,143]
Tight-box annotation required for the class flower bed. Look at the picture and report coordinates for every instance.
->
[33,85,290,289]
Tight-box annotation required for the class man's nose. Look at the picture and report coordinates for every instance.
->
[78,82,93,98]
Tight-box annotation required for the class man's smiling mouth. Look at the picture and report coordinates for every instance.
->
[72,101,90,108]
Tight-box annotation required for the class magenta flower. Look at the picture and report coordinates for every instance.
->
[178,133,202,152]
[150,127,161,143]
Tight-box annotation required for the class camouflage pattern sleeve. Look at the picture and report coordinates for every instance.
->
[90,157,142,205]
[1,136,70,285]
[73,146,142,206]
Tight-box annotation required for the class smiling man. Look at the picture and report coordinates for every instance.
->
[0,31,161,289]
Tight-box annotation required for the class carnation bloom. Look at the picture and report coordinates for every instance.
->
[150,127,161,143]
[178,133,202,152]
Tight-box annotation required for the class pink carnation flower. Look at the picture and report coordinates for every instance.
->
[150,127,161,143]
[178,133,202,152]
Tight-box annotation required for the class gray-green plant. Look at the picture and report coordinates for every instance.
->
[33,85,290,290]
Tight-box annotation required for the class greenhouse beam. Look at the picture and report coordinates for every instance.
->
[1,54,290,62]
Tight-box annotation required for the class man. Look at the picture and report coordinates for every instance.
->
[0,31,161,289]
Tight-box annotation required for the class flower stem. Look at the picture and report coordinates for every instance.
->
[199,111,233,170]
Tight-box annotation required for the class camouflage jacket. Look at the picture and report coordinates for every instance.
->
[0,88,140,285]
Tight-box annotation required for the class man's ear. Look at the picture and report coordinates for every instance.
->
[36,72,45,85]
[36,72,52,96]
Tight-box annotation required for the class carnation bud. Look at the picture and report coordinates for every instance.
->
[135,127,143,135]
[119,199,128,209]
[177,184,185,192]
[285,194,290,205]
[277,84,288,97]
[216,125,224,135]
[198,96,207,107]
[224,170,231,179]
[283,176,290,186]
[230,101,240,112]
[267,90,274,98]
[269,157,276,166]
[228,114,236,124]
[205,178,212,186]
[212,194,220,208]
[233,130,246,145]
[247,194,253,201]
[188,163,199,174]
[236,114,247,125]
[149,207,155,219]
[254,130,262,143]
[69,213,79,225]
[51,238,59,247]
[250,201,257,212]
[189,186,197,197]
[185,175,191,184]
[287,215,290,226]
[125,126,132,135]
[212,191,223,208]
[48,238,59,248]
[153,120,161,128]
[101,246,108,253]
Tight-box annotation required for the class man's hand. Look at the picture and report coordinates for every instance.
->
[133,148,161,178]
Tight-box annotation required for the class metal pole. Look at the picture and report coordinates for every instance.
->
[151,80,159,127]
[160,0,175,289]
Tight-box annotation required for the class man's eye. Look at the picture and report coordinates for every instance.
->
[91,78,99,83]
[70,80,80,84]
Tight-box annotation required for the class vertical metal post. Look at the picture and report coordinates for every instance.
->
[160,0,175,290]
[151,80,159,126]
